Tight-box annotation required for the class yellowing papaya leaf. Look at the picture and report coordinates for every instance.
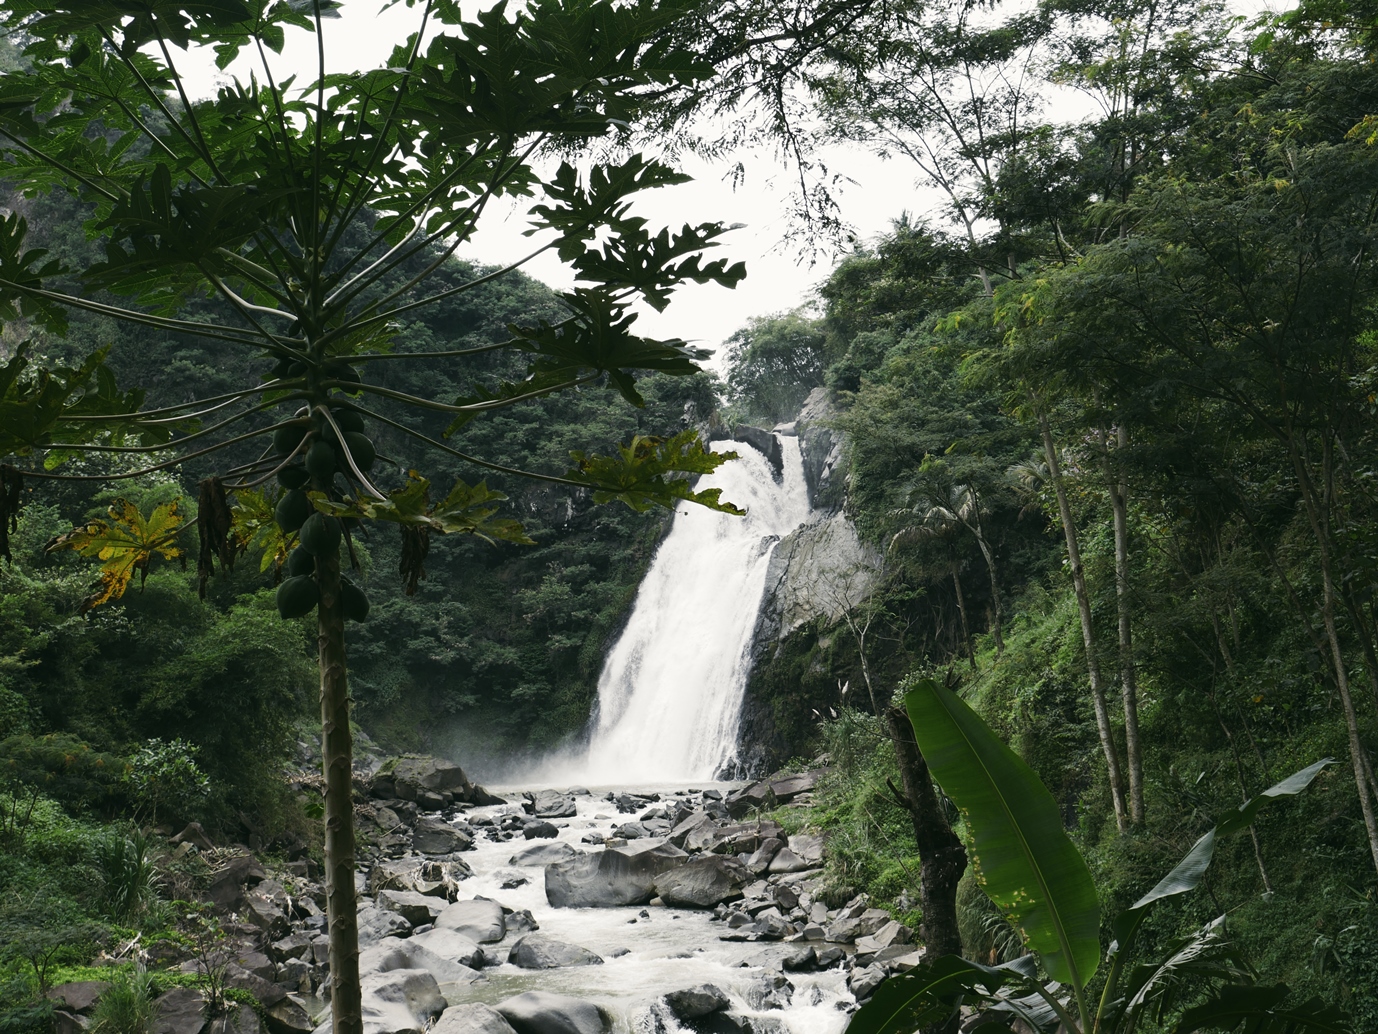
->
[310,473,536,546]
[564,430,744,514]
[46,498,185,612]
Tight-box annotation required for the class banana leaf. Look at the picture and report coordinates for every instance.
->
[1174,984,1354,1033]
[903,678,1101,989]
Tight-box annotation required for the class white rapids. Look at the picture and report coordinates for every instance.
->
[576,438,812,784]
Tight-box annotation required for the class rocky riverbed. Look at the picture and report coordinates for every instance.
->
[49,757,927,1034]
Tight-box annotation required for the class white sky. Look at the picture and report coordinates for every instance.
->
[176,0,1290,366]
[174,2,941,366]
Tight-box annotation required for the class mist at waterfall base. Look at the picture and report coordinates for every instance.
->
[491,436,812,787]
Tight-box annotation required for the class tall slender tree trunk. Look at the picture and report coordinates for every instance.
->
[885,705,967,959]
[966,505,1005,656]
[951,562,975,668]
[318,541,363,1034]
[1289,440,1378,876]
[1100,423,1144,825]
[1038,408,1128,831]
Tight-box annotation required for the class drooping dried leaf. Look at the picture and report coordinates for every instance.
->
[400,525,429,596]
[0,465,22,563]
[196,476,237,598]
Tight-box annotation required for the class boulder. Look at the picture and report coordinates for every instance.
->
[744,975,792,1011]
[724,783,771,819]
[731,424,782,474]
[356,906,412,945]
[370,858,471,898]
[743,839,782,875]
[223,965,287,1009]
[507,935,603,969]
[848,964,887,1002]
[769,773,820,803]
[375,890,446,927]
[359,938,478,986]
[411,928,485,969]
[668,812,717,850]
[496,993,612,1034]
[854,921,912,953]
[509,843,578,867]
[207,854,267,908]
[786,834,825,867]
[311,969,446,1034]
[663,986,729,1020]
[47,983,108,1014]
[523,822,559,840]
[154,988,207,1034]
[412,818,473,856]
[432,1005,518,1034]
[265,998,314,1034]
[435,898,506,943]
[372,755,472,802]
[545,839,688,908]
[653,856,749,909]
[53,1011,85,1034]
[766,849,812,874]
[171,821,216,852]
[507,909,539,935]
[531,790,577,819]
[206,1004,262,1034]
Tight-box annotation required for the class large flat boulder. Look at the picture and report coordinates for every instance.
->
[653,856,750,909]
[545,839,687,908]
[356,906,412,945]
[375,890,446,927]
[435,898,506,943]
[47,983,108,1014]
[530,790,577,819]
[432,1006,518,1034]
[411,928,485,969]
[154,988,207,1034]
[369,858,472,898]
[496,994,612,1034]
[372,756,472,802]
[412,818,473,856]
[359,938,478,986]
[507,935,603,969]
[509,843,578,867]
[311,968,446,1034]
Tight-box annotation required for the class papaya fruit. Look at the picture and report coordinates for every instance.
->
[299,512,342,556]
[277,465,310,490]
[342,432,376,472]
[275,489,312,533]
[331,407,365,434]
[325,363,362,394]
[271,357,294,379]
[305,440,338,479]
[341,577,370,622]
[273,424,309,456]
[276,575,319,619]
[287,547,315,577]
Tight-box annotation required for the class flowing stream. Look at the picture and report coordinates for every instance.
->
[575,437,812,784]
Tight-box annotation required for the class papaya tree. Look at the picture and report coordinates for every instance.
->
[0,1,746,1032]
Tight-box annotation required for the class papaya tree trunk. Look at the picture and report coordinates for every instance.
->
[1038,409,1128,832]
[318,543,363,1034]
[885,705,967,959]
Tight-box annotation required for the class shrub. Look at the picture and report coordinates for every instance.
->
[96,829,160,922]
[88,969,155,1034]
[124,741,208,827]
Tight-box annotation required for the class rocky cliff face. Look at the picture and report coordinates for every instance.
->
[732,389,880,775]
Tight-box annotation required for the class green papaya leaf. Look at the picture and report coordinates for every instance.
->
[564,431,744,514]
[309,474,535,545]
[903,678,1101,990]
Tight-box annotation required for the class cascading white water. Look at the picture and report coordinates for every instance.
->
[576,436,813,784]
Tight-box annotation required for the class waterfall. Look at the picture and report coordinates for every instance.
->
[578,436,813,784]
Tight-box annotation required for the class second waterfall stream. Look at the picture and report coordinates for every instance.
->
[578,435,812,783]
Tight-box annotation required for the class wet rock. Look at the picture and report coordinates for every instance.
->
[312,968,446,1034]
[356,905,412,945]
[853,921,912,954]
[509,842,578,866]
[782,947,816,972]
[824,917,862,944]
[848,965,887,1002]
[436,897,506,943]
[653,856,749,909]
[359,938,478,986]
[613,822,648,840]
[531,791,577,819]
[663,986,730,1020]
[668,812,717,850]
[412,818,473,855]
[47,983,108,1014]
[497,992,613,1034]
[766,849,812,875]
[153,988,207,1034]
[372,755,472,803]
[731,425,782,474]
[369,858,471,898]
[545,839,688,908]
[523,822,559,840]
[411,928,485,969]
[745,975,792,1010]
[375,890,446,927]
[269,933,312,963]
[507,934,604,969]
[470,786,508,807]
[207,1003,262,1034]
[815,947,845,968]
[506,909,540,935]
[432,1004,519,1034]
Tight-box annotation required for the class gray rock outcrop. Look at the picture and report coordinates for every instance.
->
[496,993,612,1034]
[432,1005,519,1034]
[435,898,506,943]
[544,839,687,908]
[506,934,604,969]
[653,856,749,908]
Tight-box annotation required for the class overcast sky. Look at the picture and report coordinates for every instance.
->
[175,0,1287,368]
